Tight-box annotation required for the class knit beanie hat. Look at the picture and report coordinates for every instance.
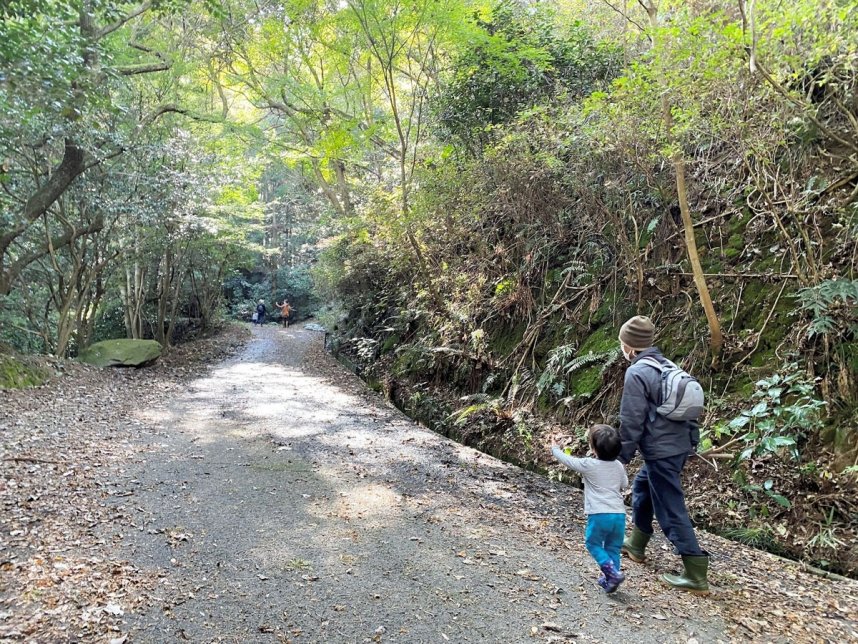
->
[619,315,655,350]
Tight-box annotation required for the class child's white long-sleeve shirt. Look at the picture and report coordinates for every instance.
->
[551,447,628,515]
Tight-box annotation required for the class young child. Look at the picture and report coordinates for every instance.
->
[551,424,629,593]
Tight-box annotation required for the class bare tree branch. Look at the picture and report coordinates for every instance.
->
[136,104,224,132]
[0,140,86,266]
[1,218,104,296]
[600,0,647,33]
[97,1,153,39]
[756,62,858,156]
[118,61,172,75]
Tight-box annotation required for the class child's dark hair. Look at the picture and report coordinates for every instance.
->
[589,424,621,461]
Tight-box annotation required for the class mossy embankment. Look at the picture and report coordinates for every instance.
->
[330,274,858,578]
[0,352,51,389]
[315,0,857,581]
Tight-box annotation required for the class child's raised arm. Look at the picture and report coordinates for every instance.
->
[551,446,593,474]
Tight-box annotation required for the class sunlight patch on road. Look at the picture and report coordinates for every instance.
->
[315,427,408,451]
[134,407,174,425]
[311,480,405,526]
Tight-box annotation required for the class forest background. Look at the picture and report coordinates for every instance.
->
[1,0,856,576]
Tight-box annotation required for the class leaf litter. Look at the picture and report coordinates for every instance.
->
[0,326,248,641]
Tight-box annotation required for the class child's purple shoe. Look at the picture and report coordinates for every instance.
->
[597,573,608,590]
[599,562,626,593]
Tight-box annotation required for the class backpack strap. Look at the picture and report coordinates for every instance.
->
[664,378,691,416]
[634,357,663,418]
[637,356,681,370]
[636,356,663,371]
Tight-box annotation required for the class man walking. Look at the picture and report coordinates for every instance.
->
[617,315,709,593]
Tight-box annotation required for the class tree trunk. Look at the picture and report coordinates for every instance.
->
[670,137,723,358]
[644,0,723,359]
[155,248,173,345]
[333,159,355,216]
[122,261,146,339]
[76,272,105,350]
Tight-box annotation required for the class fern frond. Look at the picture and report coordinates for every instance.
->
[563,349,617,375]
[536,369,556,394]
[796,279,858,338]
[507,369,535,404]
[545,343,578,373]
[449,403,489,426]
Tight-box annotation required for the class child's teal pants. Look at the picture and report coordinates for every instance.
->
[585,513,625,569]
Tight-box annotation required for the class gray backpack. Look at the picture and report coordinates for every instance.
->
[638,357,705,421]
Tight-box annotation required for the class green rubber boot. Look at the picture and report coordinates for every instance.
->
[662,555,710,594]
[621,526,651,563]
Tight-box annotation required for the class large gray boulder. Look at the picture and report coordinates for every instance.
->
[78,339,162,368]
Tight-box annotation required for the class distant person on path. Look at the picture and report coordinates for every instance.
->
[551,424,628,593]
[277,300,292,327]
[617,315,709,593]
[255,299,266,325]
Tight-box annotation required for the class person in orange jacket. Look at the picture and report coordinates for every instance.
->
[277,300,292,327]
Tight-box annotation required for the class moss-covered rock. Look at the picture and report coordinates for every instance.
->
[569,364,604,398]
[78,339,162,368]
[488,320,527,358]
[589,297,619,326]
[0,353,50,389]
[578,325,619,354]
[724,232,745,259]
[534,320,567,364]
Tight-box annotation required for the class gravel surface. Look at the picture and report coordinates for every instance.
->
[3,323,856,643]
[102,325,722,643]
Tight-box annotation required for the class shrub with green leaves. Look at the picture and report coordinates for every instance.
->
[434,1,619,152]
[795,279,858,339]
[743,479,792,510]
[713,368,827,461]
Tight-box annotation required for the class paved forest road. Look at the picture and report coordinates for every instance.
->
[114,325,855,643]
